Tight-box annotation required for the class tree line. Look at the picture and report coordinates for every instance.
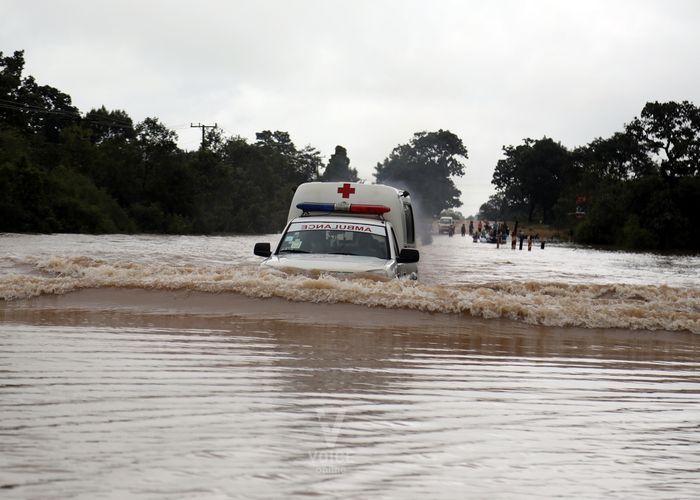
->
[479,101,699,251]
[1,50,468,235]
[5,49,695,251]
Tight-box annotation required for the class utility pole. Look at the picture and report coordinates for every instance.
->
[190,122,217,149]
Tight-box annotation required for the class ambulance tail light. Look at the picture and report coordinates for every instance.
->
[297,202,390,215]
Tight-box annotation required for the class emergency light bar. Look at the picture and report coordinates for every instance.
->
[297,202,391,215]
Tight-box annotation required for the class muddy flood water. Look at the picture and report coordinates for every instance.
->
[1,233,699,499]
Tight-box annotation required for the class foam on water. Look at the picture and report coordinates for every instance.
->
[1,255,698,333]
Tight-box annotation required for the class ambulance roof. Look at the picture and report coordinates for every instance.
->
[288,182,412,249]
[288,182,408,221]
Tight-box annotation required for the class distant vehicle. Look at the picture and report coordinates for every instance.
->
[253,182,419,279]
[438,217,455,234]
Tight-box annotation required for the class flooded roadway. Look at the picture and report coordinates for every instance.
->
[1,233,699,498]
[1,291,699,499]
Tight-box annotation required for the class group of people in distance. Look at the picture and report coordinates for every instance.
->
[449,219,543,250]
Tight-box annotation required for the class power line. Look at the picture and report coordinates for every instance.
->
[0,98,81,118]
[190,122,217,149]
[0,98,133,129]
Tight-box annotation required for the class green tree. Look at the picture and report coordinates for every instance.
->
[477,191,529,221]
[202,125,226,153]
[320,145,359,181]
[492,137,571,223]
[374,130,468,217]
[575,131,655,182]
[129,117,194,231]
[0,156,54,232]
[0,51,80,141]
[478,193,505,221]
[295,145,324,184]
[255,130,323,184]
[627,101,700,179]
[0,50,27,131]
[134,116,179,192]
[84,106,134,144]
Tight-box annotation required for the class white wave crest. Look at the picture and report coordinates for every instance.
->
[1,256,698,333]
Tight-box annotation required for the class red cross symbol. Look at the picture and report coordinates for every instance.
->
[337,183,356,198]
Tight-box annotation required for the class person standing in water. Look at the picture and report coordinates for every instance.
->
[461,223,466,237]
[469,220,474,236]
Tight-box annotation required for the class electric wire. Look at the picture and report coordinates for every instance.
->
[0,98,134,129]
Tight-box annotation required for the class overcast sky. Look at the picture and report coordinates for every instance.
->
[3,0,699,216]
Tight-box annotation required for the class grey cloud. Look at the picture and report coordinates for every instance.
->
[2,0,699,216]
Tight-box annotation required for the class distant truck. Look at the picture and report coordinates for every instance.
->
[438,217,455,234]
[253,182,419,279]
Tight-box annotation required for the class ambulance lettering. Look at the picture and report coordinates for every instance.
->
[301,223,372,232]
[335,224,371,232]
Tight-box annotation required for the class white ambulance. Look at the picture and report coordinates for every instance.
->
[253,182,419,279]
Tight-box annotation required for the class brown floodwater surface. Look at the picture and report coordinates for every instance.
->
[1,233,699,498]
[1,289,699,499]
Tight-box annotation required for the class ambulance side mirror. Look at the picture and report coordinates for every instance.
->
[397,248,419,263]
[254,242,272,257]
